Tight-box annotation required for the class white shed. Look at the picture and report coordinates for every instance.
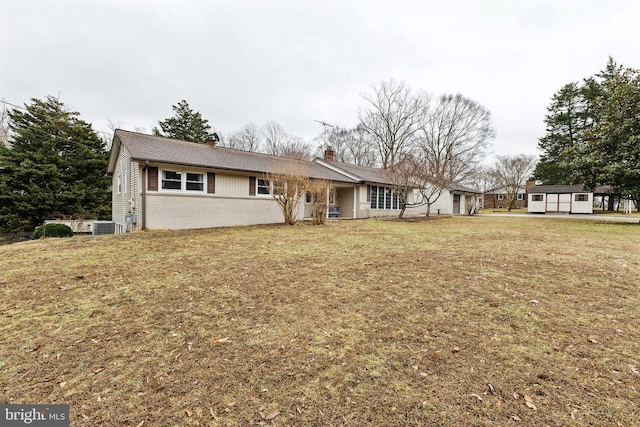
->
[528,185,609,214]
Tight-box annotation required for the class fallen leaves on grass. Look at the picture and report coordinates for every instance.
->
[470,393,483,402]
[260,410,280,420]
[524,395,537,410]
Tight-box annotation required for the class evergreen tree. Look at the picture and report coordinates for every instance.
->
[0,96,110,232]
[152,100,212,143]
[533,82,595,184]
[569,64,640,205]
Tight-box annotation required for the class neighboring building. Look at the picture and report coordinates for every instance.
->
[106,130,481,232]
[483,186,527,210]
[527,185,611,214]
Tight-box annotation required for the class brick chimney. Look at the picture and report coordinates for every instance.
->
[205,133,220,146]
[525,179,536,192]
[324,145,335,161]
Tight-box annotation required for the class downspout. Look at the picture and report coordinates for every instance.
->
[141,161,148,230]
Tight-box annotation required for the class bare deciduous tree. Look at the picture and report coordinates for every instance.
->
[262,121,288,156]
[261,121,312,160]
[267,161,309,225]
[313,126,351,162]
[280,135,312,160]
[305,179,331,224]
[359,80,425,169]
[226,122,262,152]
[314,125,379,166]
[415,93,494,215]
[384,154,424,219]
[349,125,379,167]
[488,154,538,211]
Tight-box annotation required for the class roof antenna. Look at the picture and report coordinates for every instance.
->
[314,120,335,151]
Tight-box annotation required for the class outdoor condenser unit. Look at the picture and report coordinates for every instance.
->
[92,221,116,235]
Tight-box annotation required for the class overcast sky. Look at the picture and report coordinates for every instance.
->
[3,0,640,158]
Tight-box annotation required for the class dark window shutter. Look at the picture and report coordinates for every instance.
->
[249,176,256,195]
[207,172,216,194]
[367,185,371,202]
[148,167,158,191]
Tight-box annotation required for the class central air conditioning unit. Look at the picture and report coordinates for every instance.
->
[92,221,116,235]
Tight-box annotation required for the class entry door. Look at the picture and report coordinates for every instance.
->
[453,194,460,214]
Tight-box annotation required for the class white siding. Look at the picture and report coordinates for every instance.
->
[111,146,132,232]
[528,192,593,214]
[130,161,141,231]
[571,193,593,214]
[216,174,250,196]
[528,194,546,213]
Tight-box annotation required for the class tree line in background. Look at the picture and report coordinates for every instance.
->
[3,57,637,232]
[535,57,640,208]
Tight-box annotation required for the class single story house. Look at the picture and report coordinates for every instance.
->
[106,130,481,232]
[527,185,611,214]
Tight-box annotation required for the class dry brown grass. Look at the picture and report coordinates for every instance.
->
[1,217,639,426]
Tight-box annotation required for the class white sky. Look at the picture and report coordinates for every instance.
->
[3,0,639,158]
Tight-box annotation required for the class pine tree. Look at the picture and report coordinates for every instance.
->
[152,100,212,143]
[0,96,110,232]
[533,82,595,184]
[570,64,640,204]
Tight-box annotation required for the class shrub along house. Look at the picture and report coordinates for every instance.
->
[107,130,480,232]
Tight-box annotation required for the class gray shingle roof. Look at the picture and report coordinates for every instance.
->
[318,159,393,185]
[447,183,482,194]
[112,130,358,183]
[528,184,613,194]
[110,130,485,193]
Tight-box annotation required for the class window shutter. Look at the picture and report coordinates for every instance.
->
[148,167,158,191]
[367,185,371,202]
[207,172,216,194]
[249,176,256,195]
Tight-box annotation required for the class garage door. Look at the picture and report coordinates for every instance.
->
[546,193,571,212]
[558,194,571,212]
[546,194,558,211]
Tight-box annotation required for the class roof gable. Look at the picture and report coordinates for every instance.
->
[315,159,392,185]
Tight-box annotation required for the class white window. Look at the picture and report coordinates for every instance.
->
[497,194,505,200]
[119,160,127,194]
[162,171,182,190]
[257,179,271,195]
[186,173,204,191]
[369,185,402,210]
[517,193,524,201]
[161,170,205,192]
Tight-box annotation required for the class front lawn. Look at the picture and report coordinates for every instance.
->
[1,217,639,425]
